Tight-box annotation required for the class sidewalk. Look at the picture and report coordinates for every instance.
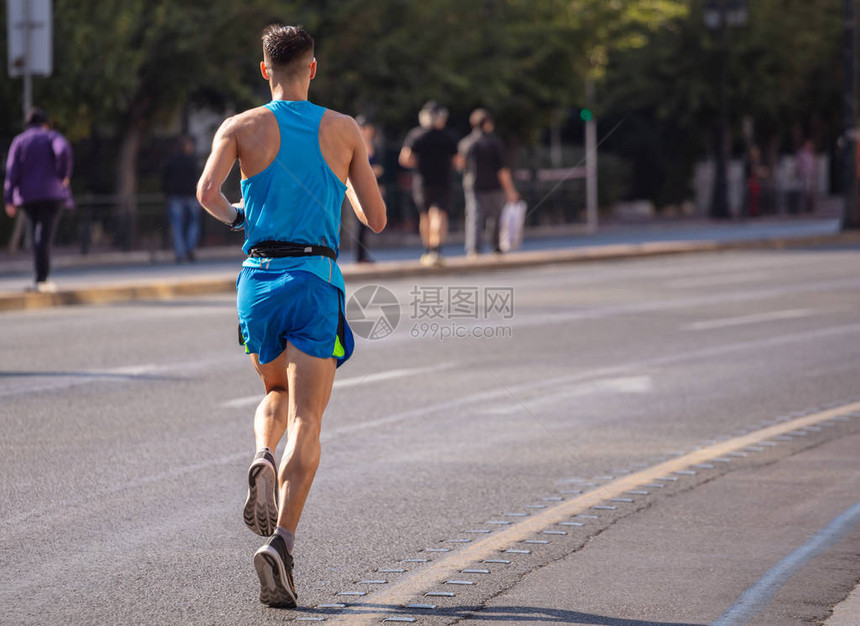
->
[826,582,860,625]
[1,208,858,312]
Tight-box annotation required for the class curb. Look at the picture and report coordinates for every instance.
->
[825,580,860,626]
[2,231,859,313]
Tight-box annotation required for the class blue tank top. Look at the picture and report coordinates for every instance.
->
[240,100,347,292]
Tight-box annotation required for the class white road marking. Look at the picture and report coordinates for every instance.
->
[322,323,860,439]
[219,363,454,409]
[666,272,770,289]
[0,364,152,397]
[479,376,653,416]
[7,274,851,400]
[4,325,859,539]
[0,355,243,399]
[369,277,860,347]
[711,499,860,626]
[685,309,816,331]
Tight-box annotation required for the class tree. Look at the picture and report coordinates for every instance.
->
[601,0,843,207]
[27,0,280,245]
[271,0,686,143]
[3,0,693,245]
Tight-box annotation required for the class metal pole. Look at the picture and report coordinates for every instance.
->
[585,78,598,233]
[711,0,730,219]
[10,0,33,253]
[550,111,562,169]
[22,0,32,122]
[843,0,858,230]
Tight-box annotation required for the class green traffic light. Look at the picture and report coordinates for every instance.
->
[580,108,593,122]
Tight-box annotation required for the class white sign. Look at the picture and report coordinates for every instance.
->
[7,0,53,77]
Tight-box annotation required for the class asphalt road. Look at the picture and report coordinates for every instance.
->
[2,245,860,625]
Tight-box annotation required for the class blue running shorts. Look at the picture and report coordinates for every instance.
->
[237,267,354,367]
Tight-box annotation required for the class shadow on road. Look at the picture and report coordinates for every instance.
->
[292,603,706,625]
[0,370,171,381]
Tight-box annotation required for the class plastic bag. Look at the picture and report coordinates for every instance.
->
[499,200,526,252]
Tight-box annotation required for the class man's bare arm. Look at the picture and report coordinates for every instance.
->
[398,146,416,169]
[347,120,387,233]
[346,181,368,227]
[497,167,520,204]
[197,118,242,225]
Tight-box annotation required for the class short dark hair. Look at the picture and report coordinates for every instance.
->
[26,107,49,127]
[469,108,491,129]
[262,25,314,72]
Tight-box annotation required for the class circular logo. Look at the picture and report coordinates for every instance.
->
[346,285,401,340]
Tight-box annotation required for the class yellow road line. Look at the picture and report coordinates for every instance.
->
[333,401,860,624]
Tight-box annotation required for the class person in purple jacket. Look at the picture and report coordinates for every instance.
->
[4,108,73,292]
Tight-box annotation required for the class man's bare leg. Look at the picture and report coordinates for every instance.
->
[252,349,290,450]
[427,205,448,264]
[277,341,336,536]
[437,207,449,247]
[244,349,290,537]
[252,341,336,608]
[418,211,430,253]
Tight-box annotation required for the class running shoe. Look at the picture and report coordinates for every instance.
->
[243,449,278,536]
[254,533,297,608]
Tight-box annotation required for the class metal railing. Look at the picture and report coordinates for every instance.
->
[49,193,237,254]
[6,174,586,255]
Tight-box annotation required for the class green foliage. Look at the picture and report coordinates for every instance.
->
[0,0,686,147]
[30,0,280,141]
[730,0,842,137]
[15,0,831,214]
[601,0,844,205]
[275,0,686,142]
[606,0,842,143]
[564,0,689,79]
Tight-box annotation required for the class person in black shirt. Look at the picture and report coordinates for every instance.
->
[399,101,458,266]
[458,109,519,256]
[162,136,202,262]
[354,116,383,263]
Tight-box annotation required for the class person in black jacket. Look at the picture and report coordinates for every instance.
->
[162,136,202,262]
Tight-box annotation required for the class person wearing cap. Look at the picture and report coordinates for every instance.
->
[4,108,74,292]
[399,101,458,266]
[458,108,519,257]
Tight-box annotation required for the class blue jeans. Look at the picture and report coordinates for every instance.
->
[167,195,201,260]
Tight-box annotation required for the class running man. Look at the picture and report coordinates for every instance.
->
[196,24,386,608]
[399,101,458,266]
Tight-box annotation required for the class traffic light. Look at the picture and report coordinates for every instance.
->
[579,108,593,122]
